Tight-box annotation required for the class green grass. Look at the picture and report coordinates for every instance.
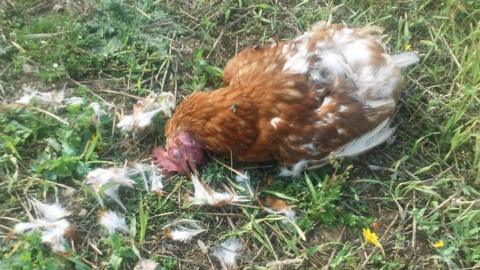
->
[1,0,479,269]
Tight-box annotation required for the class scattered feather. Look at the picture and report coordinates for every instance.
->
[156,92,177,116]
[130,163,164,194]
[117,92,176,131]
[391,52,419,68]
[278,160,308,177]
[131,163,150,191]
[134,259,159,270]
[63,96,83,105]
[15,93,34,105]
[39,219,72,253]
[198,239,208,254]
[89,102,105,121]
[98,210,129,234]
[15,85,64,107]
[14,221,42,234]
[264,196,296,221]
[13,199,76,253]
[78,208,88,217]
[85,167,135,211]
[212,238,244,270]
[30,198,70,221]
[102,185,127,212]
[14,84,83,109]
[86,167,135,188]
[163,219,205,243]
[265,258,303,269]
[188,175,248,207]
[117,115,135,131]
[150,172,164,194]
[234,171,254,198]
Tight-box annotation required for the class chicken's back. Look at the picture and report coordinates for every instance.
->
[273,22,417,164]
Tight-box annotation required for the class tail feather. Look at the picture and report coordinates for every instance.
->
[329,119,395,159]
[391,52,419,68]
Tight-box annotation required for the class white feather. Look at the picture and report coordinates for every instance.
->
[283,40,310,74]
[328,118,395,159]
[167,228,204,242]
[89,102,105,121]
[136,109,162,129]
[164,220,205,243]
[86,167,135,188]
[270,117,283,129]
[14,218,73,253]
[12,197,75,253]
[98,210,129,234]
[155,92,177,117]
[212,238,244,269]
[117,92,176,131]
[14,85,67,108]
[310,50,354,85]
[281,22,418,110]
[15,93,34,105]
[103,185,127,212]
[64,96,83,105]
[278,160,308,177]
[86,167,135,211]
[134,259,159,270]
[235,171,254,198]
[13,222,40,233]
[189,175,249,206]
[40,219,71,253]
[391,52,420,68]
[364,99,395,109]
[130,162,164,193]
[30,198,70,221]
[117,115,135,131]
[150,173,164,193]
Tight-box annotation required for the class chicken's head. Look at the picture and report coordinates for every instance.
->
[153,131,204,173]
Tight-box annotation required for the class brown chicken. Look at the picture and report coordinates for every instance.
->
[153,21,418,175]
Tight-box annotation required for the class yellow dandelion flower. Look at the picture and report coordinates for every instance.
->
[362,228,382,248]
[404,43,412,51]
[432,240,445,248]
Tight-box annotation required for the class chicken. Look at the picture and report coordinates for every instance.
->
[153,21,418,174]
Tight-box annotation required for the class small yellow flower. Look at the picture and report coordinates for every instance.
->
[362,228,382,248]
[432,240,445,248]
[404,43,412,51]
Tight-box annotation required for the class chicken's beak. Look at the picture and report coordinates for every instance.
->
[152,146,196,174]
[152,147,181,172]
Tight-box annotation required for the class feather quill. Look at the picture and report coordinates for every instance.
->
[188,175,248,207]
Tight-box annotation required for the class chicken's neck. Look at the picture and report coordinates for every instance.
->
[166,86,251,153]
[167,87,232,137]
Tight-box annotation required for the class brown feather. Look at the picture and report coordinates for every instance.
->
[163,21,416,167]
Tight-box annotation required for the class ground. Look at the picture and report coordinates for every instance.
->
[0,0,479,269]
